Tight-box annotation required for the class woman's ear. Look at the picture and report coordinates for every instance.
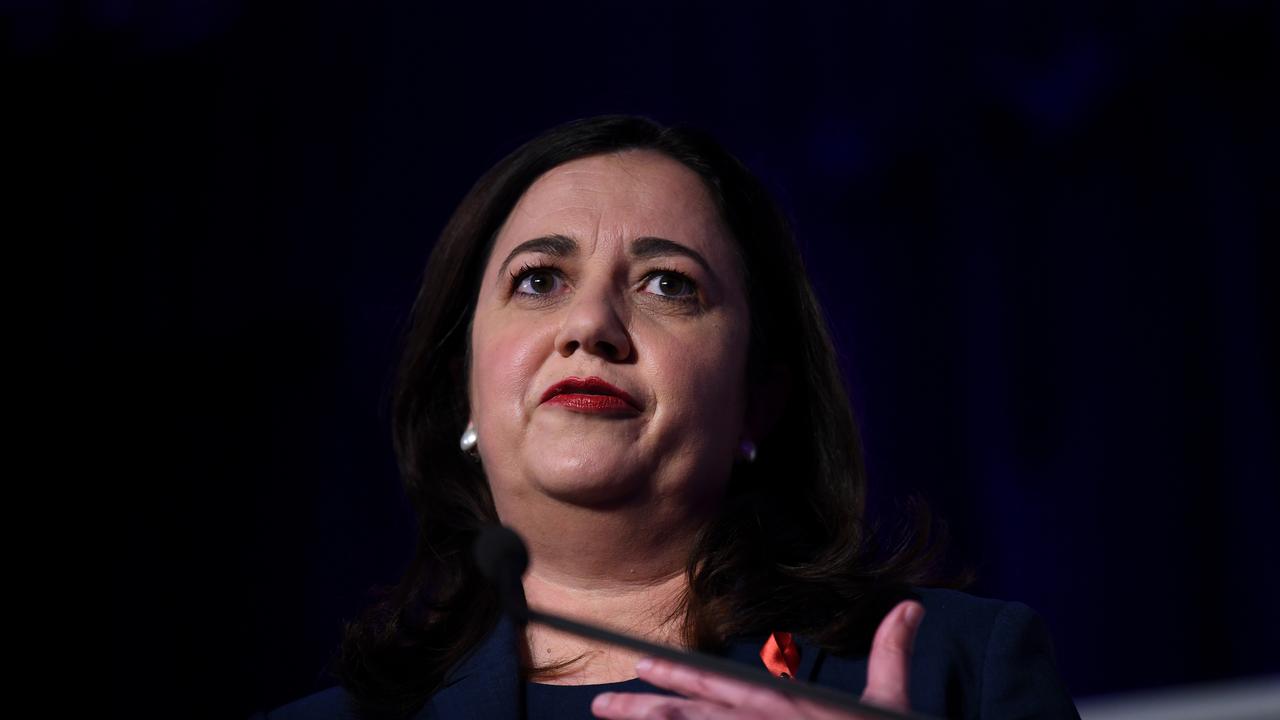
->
[745,363,791,443]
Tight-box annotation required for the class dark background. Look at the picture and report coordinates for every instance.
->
[19,0,1276,716]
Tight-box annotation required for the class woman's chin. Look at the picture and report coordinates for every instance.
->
[527,455,650,508]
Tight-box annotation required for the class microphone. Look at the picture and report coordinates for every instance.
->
[473,525,935,720]
[473,523,531,623]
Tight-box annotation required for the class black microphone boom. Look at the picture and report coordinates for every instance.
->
[472,525,936,720]
[473,524,531,622]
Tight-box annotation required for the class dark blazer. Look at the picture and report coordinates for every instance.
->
[260,587,1080,719]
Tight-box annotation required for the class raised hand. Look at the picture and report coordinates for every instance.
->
[591,600,926,719]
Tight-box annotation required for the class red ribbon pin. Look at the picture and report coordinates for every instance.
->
[759,631,800,679]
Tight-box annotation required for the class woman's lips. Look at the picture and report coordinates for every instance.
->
[540,376,641,415]
[543,393,637,414]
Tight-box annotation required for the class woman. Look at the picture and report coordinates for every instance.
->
[263,115,1079,719]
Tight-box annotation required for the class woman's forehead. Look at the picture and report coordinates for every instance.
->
[493,151,731,260]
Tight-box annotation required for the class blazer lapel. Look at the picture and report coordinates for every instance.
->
[417,616,522,720]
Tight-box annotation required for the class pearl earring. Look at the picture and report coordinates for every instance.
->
[738,438,757,463]
[459,422,479,456]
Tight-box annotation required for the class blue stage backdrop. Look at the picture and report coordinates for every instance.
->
[34,0,1276,717]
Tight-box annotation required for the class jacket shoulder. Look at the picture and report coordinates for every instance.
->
[254,686,359,720]
[910,586,1015,646]
[910,587,1080,719]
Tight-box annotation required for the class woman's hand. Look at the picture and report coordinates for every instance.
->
[591,600,925,720]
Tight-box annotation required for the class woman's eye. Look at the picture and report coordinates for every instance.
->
[643,271,696,299]
[514,268,564,296]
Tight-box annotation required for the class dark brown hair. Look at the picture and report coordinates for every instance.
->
[335,115,954,719]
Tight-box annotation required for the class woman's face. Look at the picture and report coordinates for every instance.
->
[468,150,752,516]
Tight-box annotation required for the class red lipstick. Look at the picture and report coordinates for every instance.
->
[540,376,640,415]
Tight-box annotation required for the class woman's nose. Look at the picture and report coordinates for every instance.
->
[554,284,633,362]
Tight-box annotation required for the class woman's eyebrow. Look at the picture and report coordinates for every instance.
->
[629,236,714,279]
[495,234,717,283]
[496,234,578,278]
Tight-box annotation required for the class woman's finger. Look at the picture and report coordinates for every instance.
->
[632,657,795,712]
[630,658,860,720]
[861,600,925,713]
[591,691,761,720]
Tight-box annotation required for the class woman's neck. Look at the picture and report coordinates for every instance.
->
[522,565,688,684]
[504,504,702,684]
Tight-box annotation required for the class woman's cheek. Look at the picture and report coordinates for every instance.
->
[665,333,745,421]
[487,321,552,420]
[696,330,750,431]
